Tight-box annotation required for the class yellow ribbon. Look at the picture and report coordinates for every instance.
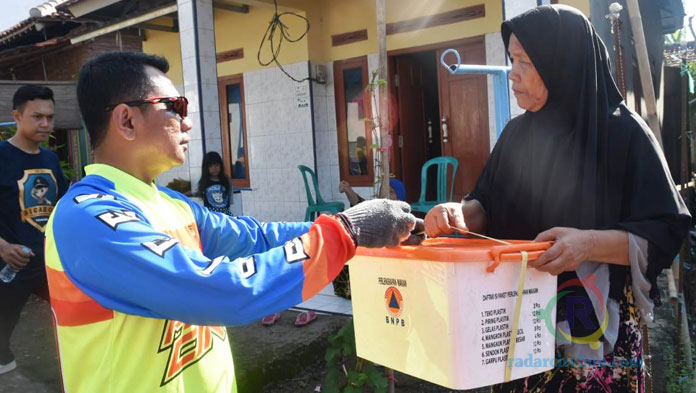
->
[504,250,528,382]
[454,228,528,381]
[463,230,511,245]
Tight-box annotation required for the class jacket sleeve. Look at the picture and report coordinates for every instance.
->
[168,188,312,260]
[51,193,355,326]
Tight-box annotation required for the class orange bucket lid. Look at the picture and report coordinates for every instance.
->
[355,238,552,272]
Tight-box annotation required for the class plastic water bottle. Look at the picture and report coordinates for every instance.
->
[0,265,18,283]
[0,247,31,283]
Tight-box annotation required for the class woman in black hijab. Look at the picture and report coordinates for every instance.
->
[425,5,690,392]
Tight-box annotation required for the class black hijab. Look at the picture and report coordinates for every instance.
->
[469,5,690,310]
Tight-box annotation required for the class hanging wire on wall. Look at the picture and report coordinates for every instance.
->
[257,0,318,83]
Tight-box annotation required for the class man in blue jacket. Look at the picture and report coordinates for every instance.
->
[45,51,419,393]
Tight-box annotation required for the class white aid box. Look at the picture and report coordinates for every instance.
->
[349,238,558,390]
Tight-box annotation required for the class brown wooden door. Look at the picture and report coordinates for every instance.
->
[395,55,428,202]
[437,38,489,202]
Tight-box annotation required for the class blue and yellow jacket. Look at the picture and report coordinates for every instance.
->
[45,163,355,393]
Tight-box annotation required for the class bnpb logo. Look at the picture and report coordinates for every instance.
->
[384,286,403,317]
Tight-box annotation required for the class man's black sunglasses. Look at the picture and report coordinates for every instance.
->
[104,96,188,118]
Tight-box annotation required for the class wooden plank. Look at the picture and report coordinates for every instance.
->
[213,1,249,13]
[626,0,662,147]
[331,29,368,47]
[216,48,244,63]
[70,4,178,44]
[136,22,178,33]
[386,4,485,35]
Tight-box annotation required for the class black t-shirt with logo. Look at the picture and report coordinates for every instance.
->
[203,178,232,215]
[0,140,68,280]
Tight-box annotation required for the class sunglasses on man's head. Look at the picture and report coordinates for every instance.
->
[104,96,188,119]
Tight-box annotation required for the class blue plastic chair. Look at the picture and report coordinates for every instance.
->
[298,165,345,221]
[410,156,459,213]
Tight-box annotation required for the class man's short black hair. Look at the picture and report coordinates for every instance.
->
[77,51,169,148]
[13,85,54,112]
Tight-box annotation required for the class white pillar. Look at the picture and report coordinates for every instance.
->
[503,0,538,20]
[177,0,222,191]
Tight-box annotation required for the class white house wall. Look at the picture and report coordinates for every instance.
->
[504,0,538,19]
[312,55,376,213]
[160,1,553,220]
[241,61,315,222]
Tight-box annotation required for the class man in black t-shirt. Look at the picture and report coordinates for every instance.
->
[0,85,69,374]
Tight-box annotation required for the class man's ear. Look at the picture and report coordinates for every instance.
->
[11,109,22,124]
[110,104,137,141]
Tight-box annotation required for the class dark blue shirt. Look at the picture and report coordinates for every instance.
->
[0,140,68,280]
[203,179,231,215]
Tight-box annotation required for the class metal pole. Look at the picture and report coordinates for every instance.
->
[625,0,662,147]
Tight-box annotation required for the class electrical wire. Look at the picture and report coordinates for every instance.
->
[257,0,317,83]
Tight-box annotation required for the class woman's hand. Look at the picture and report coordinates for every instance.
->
[338,181,351,194]
[424,203,468,238]
[529,227,595,275]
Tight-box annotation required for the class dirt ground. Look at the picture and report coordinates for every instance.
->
[0,296,58,393]
[0,296,488,393]
[0,279,679,393]
[260,359,491,393]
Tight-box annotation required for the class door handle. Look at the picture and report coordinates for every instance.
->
[427,120,433,144]
[441,116,448,144]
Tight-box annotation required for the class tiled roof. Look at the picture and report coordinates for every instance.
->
[665,41,696,67]
[55,0,88,8]
[0,0,74,43]
[30,0,72,18]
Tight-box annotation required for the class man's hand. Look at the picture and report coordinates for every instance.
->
[424,202,468,238]
[340,199,419,248]
[529,227,594,275]
[0,243,34,270]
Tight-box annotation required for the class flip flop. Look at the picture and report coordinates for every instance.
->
[261,312,281,326]
[294,311,317,327]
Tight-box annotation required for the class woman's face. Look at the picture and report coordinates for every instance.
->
[507,33,548,112]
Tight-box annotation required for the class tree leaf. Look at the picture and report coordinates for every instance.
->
[325,347,340,362]
[323,368,341,393]
[343,386,363,393]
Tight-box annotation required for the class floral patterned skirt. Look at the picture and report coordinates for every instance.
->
[491,275,645,393]
[333,266,351,299]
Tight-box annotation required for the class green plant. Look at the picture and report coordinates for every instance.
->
[323,320,388,393]
[0,124,16,140]
[166,178,192,195]
[1,124,77,180]
[665,28,687,45]
[665,345,694,393]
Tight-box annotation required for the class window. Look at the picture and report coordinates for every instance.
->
[334,56,373,186]
[218,74,250,188]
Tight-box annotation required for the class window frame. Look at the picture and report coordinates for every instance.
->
[218,74,250,189]
[333,55,374,187]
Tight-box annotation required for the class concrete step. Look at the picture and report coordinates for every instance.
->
[230,311,349,392]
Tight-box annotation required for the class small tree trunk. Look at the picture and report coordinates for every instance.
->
[376,0,390,198]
